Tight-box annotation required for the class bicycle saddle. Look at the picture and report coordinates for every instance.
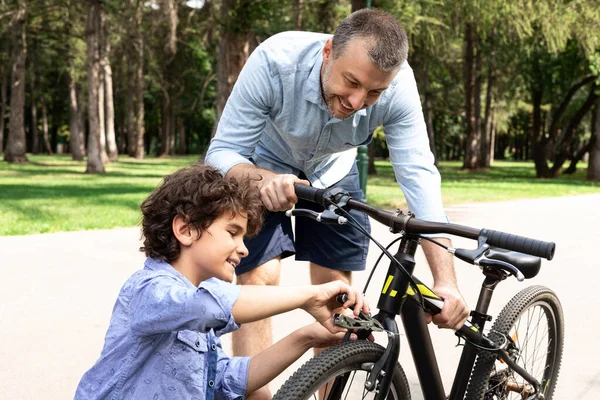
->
[486,248,541,279]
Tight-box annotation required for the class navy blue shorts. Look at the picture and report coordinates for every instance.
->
[236,163,371,275]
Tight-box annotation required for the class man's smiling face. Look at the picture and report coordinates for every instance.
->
[320,36,398,120]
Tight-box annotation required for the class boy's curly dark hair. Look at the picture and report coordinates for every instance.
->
[140,164,264,263]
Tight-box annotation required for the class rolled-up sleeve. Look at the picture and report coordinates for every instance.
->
[205,47,277,176]
[130,275,241,336]
[214,345,251,400]
[383,64,448,224]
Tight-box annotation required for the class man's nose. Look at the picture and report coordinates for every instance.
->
[348,89,367,110]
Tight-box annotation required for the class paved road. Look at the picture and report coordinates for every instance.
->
[1,194,599,399]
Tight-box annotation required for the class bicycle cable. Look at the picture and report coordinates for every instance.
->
[328,203,426,310]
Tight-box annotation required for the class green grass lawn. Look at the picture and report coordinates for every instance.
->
[0,155,199,236]
[1,155,598,236]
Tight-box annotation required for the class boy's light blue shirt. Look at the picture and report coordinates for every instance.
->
[74,257,249,400]
[206,31,448,222]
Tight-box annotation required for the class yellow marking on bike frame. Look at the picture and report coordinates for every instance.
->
[403,284,441,299]
[390,290,398,297]
[382,275,394,294]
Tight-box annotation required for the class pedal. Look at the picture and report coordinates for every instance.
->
[333,312,384,332]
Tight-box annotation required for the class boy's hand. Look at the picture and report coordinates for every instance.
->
[302,280,370,333]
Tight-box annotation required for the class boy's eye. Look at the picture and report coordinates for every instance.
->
[228,231,237,237]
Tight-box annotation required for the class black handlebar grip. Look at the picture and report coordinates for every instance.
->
[293,183,326,206]
[481,229,556,260]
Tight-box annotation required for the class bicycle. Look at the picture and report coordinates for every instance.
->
[273,184,563,400]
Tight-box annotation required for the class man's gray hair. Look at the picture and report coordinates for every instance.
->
[331,9,408,72]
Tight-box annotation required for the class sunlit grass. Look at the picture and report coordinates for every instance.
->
[0,155,199,235]
[366,160,599,210]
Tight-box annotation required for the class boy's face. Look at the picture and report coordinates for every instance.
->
[190,212,249,283]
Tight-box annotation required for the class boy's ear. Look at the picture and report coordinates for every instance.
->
[172,215,194,246]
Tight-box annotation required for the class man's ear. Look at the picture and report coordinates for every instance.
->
[172,215,194,246]
[322,38,333,62]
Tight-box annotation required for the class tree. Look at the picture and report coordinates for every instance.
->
[588,99,600,181]
[85,0,105,173]
[100,6,117,161]
[4,0,28,163]
[215,0,252,130]
[133,0,145,159]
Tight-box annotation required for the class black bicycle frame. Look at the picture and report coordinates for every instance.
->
[372,235,503,400]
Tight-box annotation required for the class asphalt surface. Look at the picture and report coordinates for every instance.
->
[1,194,599,399]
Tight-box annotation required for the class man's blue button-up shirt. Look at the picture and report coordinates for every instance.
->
[206,31,447,222]
[74,258,249,400]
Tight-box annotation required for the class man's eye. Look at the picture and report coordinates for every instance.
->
[346,77,358,86]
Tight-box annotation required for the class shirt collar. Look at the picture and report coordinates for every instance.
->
[304,53,325,106]
[303,52,367,117]
[144,257,197,289]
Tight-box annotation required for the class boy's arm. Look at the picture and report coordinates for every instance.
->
[245,323,348,394]
[232,280,369,332]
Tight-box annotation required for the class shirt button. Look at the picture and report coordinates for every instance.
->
[211,344,217,351]
[208,380,215,387]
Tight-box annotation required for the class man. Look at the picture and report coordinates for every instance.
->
[206,7,470,380]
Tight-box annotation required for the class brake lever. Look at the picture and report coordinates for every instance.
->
[477,256,525,282]
[285,209,348,225]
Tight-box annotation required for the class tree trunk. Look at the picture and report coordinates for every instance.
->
[100,7,118,161]
[215,0,251,130]
[177,117,185,154]
[31,79,39,154]
[124,50,135,156]
[588,100,600,181]
[462,22,477,169]
[40,97,53,154]
[564,139,594,174]
[85,0,105,173]
[67,55,85,160]
[134,0,145,159]
[480,36,495,168]
[98,57,109,164]
[4,2,28,163]
[0,67,6,154]
[160,96,173,156]
[530,56,550,178]
[294,0,304,29]
[549,84,599,176]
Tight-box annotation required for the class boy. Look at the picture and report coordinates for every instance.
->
[74,164,368,400]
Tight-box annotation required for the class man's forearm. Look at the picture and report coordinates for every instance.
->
[421,238,457,286]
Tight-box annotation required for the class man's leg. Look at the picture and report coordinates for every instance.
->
[232,257,282,358]
[310,262,351,357]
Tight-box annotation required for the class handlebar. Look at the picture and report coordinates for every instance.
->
[293,183,555,260]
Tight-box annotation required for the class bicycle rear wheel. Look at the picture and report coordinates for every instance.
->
[465,285,564,400]
[274,340,410,399]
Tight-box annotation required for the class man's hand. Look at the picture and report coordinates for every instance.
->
[226,164,310,211]
[258,173,310,211]
[424,283,470,330]
[302,280,370,333]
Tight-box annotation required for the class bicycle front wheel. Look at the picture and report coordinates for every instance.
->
[274,340,411,400]
[465,285,564,400]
